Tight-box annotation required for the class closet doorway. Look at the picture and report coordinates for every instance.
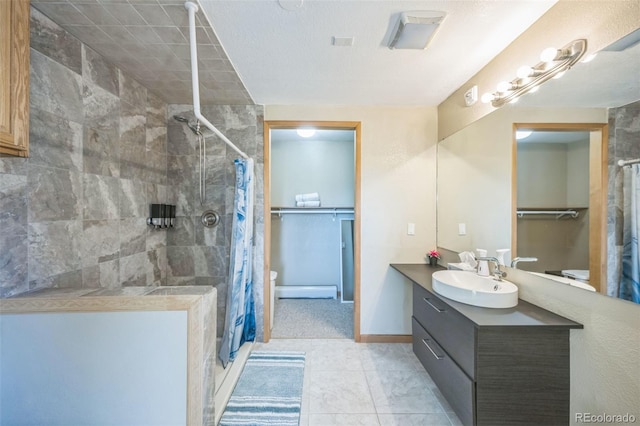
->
[263,121,361,342]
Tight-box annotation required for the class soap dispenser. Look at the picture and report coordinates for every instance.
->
[476,249,490,277]
[496,249,511,267]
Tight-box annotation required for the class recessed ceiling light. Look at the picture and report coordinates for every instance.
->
[297,128,316,138]
[278,0,303,11]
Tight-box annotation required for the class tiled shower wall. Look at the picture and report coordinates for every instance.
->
[607,100,640,294]
[0,8,169,297]
[166,104,265,339]
[0,7,265,341]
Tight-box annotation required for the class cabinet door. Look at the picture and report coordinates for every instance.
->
[0,0,30,157]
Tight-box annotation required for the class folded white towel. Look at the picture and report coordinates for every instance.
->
[295,192,320,202]
[296,200,321,207]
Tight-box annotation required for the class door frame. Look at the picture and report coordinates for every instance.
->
[263,120,362,342]
[511,122,608,293]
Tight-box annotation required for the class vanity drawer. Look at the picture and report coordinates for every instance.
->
[412,317,474,426]
[413,283,476,378]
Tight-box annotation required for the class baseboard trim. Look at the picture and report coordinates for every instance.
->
[359,334,412,343]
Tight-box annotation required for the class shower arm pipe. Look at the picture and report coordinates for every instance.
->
[184,2,249,160]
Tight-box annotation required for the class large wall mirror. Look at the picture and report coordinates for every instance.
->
[437,28,640,303]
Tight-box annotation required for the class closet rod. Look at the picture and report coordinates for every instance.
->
[517,210,579,219]
[271,208,354,215]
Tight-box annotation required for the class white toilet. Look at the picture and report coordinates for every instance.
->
[270,271,277,330]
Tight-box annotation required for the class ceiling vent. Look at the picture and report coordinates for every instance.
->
[332,36,354,47]
[388,11,446,50]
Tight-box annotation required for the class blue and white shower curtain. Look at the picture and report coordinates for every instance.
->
[219,158,256,367]
[619,164,640,304]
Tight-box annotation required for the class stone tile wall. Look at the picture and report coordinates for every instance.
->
[0,8,169,297]
[606,100,640,295]
[166,104,264,339]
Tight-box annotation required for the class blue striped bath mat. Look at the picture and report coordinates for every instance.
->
[219,350,306,426]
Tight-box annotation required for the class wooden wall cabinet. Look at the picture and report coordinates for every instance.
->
[0,0,30,157]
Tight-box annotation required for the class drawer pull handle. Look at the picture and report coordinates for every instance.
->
[423,297,446,313]
[422,339,444,360]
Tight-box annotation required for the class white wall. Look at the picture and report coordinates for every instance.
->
[1,311,188,425]
[566,140,590,207]
[517,143,568,207]
[266,105,438,335]
[271,213,353,288]
[507,268,640,424]
[271,138,355,207]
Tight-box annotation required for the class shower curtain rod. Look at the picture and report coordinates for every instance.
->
[618,158,640,167]
[184,2,249,160]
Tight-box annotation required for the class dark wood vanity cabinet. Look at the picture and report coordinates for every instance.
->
[392,264,582,426]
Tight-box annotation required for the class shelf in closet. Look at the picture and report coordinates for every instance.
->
[270,207,354,215]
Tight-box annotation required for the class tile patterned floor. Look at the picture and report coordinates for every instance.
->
[254,339,463,426]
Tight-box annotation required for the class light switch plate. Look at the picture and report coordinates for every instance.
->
[458,223,466,235]
[407,223,415,235]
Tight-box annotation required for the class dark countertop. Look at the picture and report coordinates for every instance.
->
[391,263,583,329]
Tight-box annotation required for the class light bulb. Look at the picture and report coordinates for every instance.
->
[496,81,512,93]
[481,93,495,104]
[296,128,316,138]
[540,47,558,62]
[516,66,533,79]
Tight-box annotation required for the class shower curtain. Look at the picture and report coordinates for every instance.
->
[619,164,640,304]
[219,158,256,367]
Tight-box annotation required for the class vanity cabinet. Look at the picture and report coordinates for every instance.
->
[392,264,583,426]
[0,0,30,157]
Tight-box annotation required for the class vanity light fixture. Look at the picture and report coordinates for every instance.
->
[296,128,316,138]
[481,39,587,108]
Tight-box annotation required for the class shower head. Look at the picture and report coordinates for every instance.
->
[173,115,202,136]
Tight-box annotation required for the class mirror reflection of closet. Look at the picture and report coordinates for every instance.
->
[269,128,355,339]
[512,123,607,291]
[515,130,590,280]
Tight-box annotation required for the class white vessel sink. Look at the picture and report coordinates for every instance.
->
[432,270,518,308]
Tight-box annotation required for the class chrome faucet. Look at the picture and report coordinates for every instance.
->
[476,256,507,281]
[510,257,538,268]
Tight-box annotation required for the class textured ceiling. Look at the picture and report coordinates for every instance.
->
[201,0,558,106]
[32,0,562,107]
[32,0,253,105]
